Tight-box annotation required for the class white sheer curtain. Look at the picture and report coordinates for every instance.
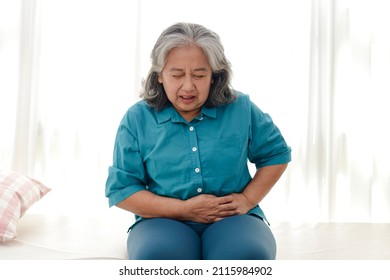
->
[0,1,21,171]
[275,0,390,223]
[1,0,389,222]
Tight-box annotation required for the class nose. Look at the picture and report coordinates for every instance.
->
[181,75,195,92]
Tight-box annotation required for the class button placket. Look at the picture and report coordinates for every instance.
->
[187,124,203,194]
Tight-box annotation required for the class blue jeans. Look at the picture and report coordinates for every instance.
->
[127,214,276,260]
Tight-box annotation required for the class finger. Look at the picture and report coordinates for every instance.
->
[218,202,237,212]
[216,195,234,205]
[213,209,239,219]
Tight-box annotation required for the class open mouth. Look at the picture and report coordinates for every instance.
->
[180,95,196,103]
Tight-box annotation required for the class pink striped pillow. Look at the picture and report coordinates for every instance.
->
[0,170,51,241]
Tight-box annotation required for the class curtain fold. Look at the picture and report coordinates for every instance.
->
[0,0,21,169]
[11,0,42,174]
[307,0,335,221]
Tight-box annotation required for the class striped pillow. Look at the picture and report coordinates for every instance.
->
[0,170,51,241]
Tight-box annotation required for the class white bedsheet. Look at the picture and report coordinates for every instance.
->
[273,222,390,259]
[1,214,389,260]
[0,212,129,260]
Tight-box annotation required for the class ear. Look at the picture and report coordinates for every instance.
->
[158,74,163,84]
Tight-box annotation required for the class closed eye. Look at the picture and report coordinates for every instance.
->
[193,75,206,79]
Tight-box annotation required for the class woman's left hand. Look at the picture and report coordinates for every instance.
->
[224,193,255,215]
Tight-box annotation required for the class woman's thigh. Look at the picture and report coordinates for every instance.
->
[127,218,201,260]
[201,215,276,260]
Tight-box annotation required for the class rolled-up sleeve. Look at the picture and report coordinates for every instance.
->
[248,101,291,168]
[105,115,147,207]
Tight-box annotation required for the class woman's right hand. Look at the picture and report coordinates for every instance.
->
[183,194,239,223]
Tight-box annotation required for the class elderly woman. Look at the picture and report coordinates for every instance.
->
[105,22,291,260]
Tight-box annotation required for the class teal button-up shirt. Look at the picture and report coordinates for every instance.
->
[105,92,291,223]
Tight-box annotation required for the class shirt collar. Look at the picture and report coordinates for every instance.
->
[201,106,217,119]
[156,106,173,124]
[156,105,217,124]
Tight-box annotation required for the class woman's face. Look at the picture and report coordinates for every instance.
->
[158,45,213,122]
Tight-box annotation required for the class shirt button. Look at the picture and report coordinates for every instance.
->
[197,188,203,193]
[189,126,194,131]
[192,147,197,152]
[194,168,200,173]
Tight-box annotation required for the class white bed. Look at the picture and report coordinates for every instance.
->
[3,170,390,260]
[0,211,129,260]
[1,170,389,260]
[272,221,390,259]
[1,211,389,260]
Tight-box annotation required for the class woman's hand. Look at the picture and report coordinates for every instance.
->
[183,193,253,223]
[182,194,234,223]
[227,193,255,215]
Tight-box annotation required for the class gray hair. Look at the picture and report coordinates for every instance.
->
[140,22,236,110]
